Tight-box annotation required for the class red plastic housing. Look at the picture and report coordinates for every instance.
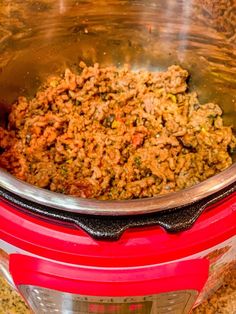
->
[0,193,236,267]
[10,254,209,295]
[0,192,236,298]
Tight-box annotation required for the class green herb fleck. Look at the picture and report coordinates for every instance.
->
[61,166,68,177]
[230,147,236,154]
[26,134,31,144]
[100,93,107,101]
[167,93,177,103]
[182,148,189,154]
[50,80,59,88]
[111,120,121,128]
[103,114,115,127]
[75,99,82,106]
[208,114,217,119]
[134,156,142,167]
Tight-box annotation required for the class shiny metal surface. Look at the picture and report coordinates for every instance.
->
[19,285,198,314]
[0,165,236,215]
[0,0,236,215]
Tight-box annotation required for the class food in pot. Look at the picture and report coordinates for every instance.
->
[0,62,235,200]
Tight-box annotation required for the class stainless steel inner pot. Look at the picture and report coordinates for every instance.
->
[0,0,236,215]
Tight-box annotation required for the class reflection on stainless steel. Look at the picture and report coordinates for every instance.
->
[0,1,235,105]
[19,285,198,314]
[0,0,235,215]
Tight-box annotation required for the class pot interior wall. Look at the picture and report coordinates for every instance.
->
[0,0,235,145]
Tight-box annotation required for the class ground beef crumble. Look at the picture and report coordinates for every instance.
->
[0,62,235,200]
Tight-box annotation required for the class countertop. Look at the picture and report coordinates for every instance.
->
[1,269,236,314]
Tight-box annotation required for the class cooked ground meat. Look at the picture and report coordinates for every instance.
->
[0,62,235,200]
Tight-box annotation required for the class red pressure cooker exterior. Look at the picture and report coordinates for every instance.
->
[0,193,236,278]
[0,192,236,313]
[0,194,236,267]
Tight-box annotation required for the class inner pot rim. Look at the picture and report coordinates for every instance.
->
[0,163,235,216]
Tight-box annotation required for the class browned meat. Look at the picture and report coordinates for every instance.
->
[0,63,235,200]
